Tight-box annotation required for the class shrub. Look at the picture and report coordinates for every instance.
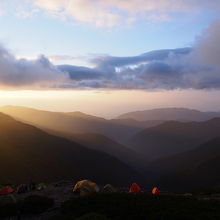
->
[0,195,54,218]
[20,195,54,214]
[0,198,18,218]
[60,193,220,219]
[76,212,109,220]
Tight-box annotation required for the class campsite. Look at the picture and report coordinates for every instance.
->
[1,179,220,219]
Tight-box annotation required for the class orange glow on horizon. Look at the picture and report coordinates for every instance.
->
[0,89,220,118]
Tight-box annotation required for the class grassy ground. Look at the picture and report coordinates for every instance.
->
[0,195,54,219]
[51,193,220,220]
[1,188,220,219]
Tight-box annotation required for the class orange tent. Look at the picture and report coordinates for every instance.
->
[73,180,99,196]
[152,187,159,195]
[129,183,140,193]
[0,186,14,195]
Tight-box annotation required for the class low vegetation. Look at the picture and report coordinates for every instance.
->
[0,195,54,218]
[51,193,220,220]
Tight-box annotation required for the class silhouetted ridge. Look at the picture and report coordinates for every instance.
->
[0,106,165,144]
[0,112,144,185]
[118,107,220,122]
[130,118,220,160]
[148,137,220,190]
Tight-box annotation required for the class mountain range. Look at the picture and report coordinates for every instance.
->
[118,107,220,122]
[0,112,143,185]
[148,137,220,191]
[0,106,148,143]
[129,118,220,160]
[1,105,220,191]
[45,130,147,171]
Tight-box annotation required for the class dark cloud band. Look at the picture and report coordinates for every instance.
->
[0,21,220,90]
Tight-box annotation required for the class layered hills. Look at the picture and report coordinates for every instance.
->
[118,107,220,122]
[0,113,143,185]
[0,106,147,143]
[149,137,220,190]
[130,118,220,160]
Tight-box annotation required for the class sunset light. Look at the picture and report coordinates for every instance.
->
[1,1,220,219]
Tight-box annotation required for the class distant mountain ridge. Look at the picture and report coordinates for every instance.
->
[130,118,220,160]
[2,105,220,191]
[117,107,220,122]
[65,111,105,121]
[0,112,144,185]
[0,106,162,143]
[149,137,220,190]
[45,129,147,171]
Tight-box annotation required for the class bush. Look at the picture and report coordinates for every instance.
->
[50,212,109,220]
[20,195,54,214]
[76,212,109,220]
[0,195,54,218]
[192,187,220,196]
[0,197,18,218]
[60,193,220,220]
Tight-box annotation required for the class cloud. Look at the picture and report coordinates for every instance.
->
[57,47,192,89]
[1,20,220,90]
[31,0,220,26]
[90,48,191,67]
[55,21,220,90]
[0,44,68,89]
[1,0,220,26]
[190,21,220,67]
[58,65,103,81]
[48,55,86,62]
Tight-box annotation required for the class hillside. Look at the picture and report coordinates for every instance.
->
[0,106,144,143]
[45,130,147,170]
[65,111,105,121]
[0,113,144,185]
[109,118,163,129]
[130,118,220,160]
[117,107,220,122]
[149,137,220,190]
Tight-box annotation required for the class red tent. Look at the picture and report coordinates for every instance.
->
[152,187,159,195]
[0,186,14,195]
[129,183,140,193]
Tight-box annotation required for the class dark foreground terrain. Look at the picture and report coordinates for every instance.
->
[1,183,220,220]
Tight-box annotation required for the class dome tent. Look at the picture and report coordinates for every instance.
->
[152,187,159,195]
[73,180,99,197]
[36,183,47,191]
[103,184,117,193]
[0,186,14,195]
[129,183,140,193]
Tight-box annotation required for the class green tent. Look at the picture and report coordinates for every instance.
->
[103,184,117,193]
[36,183,47,191]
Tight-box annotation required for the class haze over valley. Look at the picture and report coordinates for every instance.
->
[1,106,220,191]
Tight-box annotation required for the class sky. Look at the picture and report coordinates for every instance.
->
[0,0,220,117]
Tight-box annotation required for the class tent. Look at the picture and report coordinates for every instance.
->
[152,187,159,195]
[73,180,99,196]
[103,184,117,193]
[16,184,28,194]
[17,181,36,193]
[0,186,14,195]
[36,183,47,191]
[27,180,36,191]
[129,183,140,193]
